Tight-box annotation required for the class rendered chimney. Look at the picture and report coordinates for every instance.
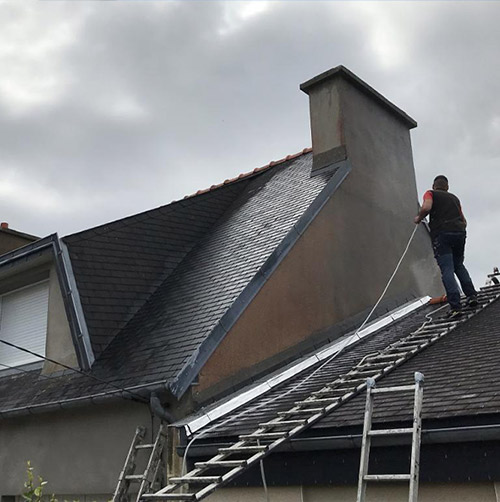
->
[300,65,443,302]
[300,65,417,176]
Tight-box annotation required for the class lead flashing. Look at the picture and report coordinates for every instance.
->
[176,296,430,437]
[58,241,95,368]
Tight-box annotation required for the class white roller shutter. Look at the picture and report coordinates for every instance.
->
[0,281,49,367]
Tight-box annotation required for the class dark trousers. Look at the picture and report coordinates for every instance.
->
[433,231,477,310]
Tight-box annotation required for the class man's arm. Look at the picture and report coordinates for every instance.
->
[460,206,467,227]
[414,198,433,224]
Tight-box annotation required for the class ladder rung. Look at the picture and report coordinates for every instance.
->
[348,369,383,377]
[385,346,419,353]
[339,377,367,384]
[295,397,339,406]
[356,362,389,369]
[260,419,306,427]
[393,341,424,348]
[427,321,459,328]
[409,331,439,337]
[312,388,351,396]
[219,445,267,454]
[135,443,155,450]
[195,460,247,469]
[368,428,413,436]
[364,474,411,482]
[239,432,287,440]
[142,494,196,500]
[364,354,401,361]
[169,476,221,484]
[278,408,324,416]
[125,474,144,481]
[371,385,415,394]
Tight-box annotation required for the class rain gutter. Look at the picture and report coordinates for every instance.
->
[181,423,500,457]
[0,379,171,420]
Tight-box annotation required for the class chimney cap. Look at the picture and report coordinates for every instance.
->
[300,65,417,129]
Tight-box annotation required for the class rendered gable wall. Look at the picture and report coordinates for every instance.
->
[195,70,442,402]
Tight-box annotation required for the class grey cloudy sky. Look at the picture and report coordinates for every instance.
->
[0,1,498,285]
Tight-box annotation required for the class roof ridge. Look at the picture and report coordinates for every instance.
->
[183,147,312,199]
[63,147,313,243]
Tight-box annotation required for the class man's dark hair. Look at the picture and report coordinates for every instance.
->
[433,175,448,189]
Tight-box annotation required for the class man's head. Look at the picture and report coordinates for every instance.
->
[433,175,449,191]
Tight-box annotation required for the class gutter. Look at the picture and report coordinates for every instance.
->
[181,424,500,457]
[0,378,172,420]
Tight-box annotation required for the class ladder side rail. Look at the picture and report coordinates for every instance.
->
[408,372,424,502]
[136,424,168,502]
[113,426,146,502]
[356,378,375,502]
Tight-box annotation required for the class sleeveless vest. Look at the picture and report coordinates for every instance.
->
[429,190,466,238]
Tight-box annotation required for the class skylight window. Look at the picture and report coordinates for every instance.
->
[0,280,49,368]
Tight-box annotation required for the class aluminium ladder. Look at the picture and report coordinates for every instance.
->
[356,372,424,502]
[113,423,168,502]
[141,285,500,501]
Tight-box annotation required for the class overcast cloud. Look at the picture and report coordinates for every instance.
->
[0,1,498,285]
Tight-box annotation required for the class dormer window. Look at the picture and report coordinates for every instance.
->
[0,280,49,368]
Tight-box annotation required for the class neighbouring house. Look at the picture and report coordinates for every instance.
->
[0,66,445,501]
[0,222,38,255]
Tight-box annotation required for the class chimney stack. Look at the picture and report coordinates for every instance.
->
[300,65,443,302]
[1,222,8,229]
[300,65,416,176]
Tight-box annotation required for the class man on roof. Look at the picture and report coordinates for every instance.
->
[414,175,477,318]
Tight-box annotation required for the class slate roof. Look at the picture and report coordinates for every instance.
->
[0,149,341,414]
[88,152,332,391]
[191,288,500,443]
[63,182,249,357]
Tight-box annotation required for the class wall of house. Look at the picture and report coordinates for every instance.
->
[194,73,442,401]
[0,257,79,373]
[0,400,152,497]
[205,483,500,502]
[0,228,37,256]
[196,174,441,400]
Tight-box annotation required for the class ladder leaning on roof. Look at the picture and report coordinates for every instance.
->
[140,285,500,501]
[356,372,424,502]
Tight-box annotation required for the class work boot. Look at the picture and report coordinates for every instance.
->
[466,295,478,308]
[446,309,463,320]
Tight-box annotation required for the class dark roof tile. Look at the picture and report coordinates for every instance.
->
[195,293,500,440]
